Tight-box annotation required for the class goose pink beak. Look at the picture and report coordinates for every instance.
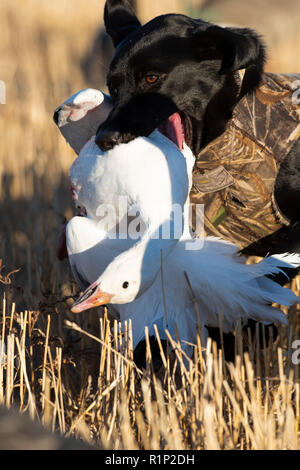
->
[71,281,113,313]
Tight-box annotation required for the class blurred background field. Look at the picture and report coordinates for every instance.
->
[0,0,300,450]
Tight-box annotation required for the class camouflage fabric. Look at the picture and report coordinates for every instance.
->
[190,72,300,250]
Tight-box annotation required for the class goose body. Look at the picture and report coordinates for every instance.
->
[68,129,194,299]
[69,131,192,233]
[66,132,299,352]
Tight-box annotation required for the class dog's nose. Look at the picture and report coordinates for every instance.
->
[95,129,122,151]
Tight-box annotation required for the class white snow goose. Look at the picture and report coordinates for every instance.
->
[54,89,299,355]
[64,130,299,353]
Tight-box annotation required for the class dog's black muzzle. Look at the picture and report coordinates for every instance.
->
[95,93,179,151]
[95,128,125,151]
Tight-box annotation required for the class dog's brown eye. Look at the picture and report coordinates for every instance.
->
[145,74,159,85]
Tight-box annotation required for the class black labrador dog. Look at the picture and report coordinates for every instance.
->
[94,1,300,363]
[96,1,300,257]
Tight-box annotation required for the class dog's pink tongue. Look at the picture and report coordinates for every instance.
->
[162,113,184,150]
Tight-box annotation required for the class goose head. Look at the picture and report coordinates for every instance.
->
[71,241,161,313]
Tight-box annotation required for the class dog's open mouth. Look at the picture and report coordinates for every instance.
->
[158,112,192,151]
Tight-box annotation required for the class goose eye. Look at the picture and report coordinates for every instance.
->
[122,282,129,289]
[145,74,159,85]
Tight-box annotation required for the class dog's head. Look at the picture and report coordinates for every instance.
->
[96,0,265,154]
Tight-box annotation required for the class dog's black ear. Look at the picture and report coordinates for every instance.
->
[104,0,141,47]
[195,25,266,73]
[194,25,266,95]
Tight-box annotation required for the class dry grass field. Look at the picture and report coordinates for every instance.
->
[0,0,300,450]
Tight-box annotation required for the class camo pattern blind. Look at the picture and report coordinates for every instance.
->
[190,72,300,249]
